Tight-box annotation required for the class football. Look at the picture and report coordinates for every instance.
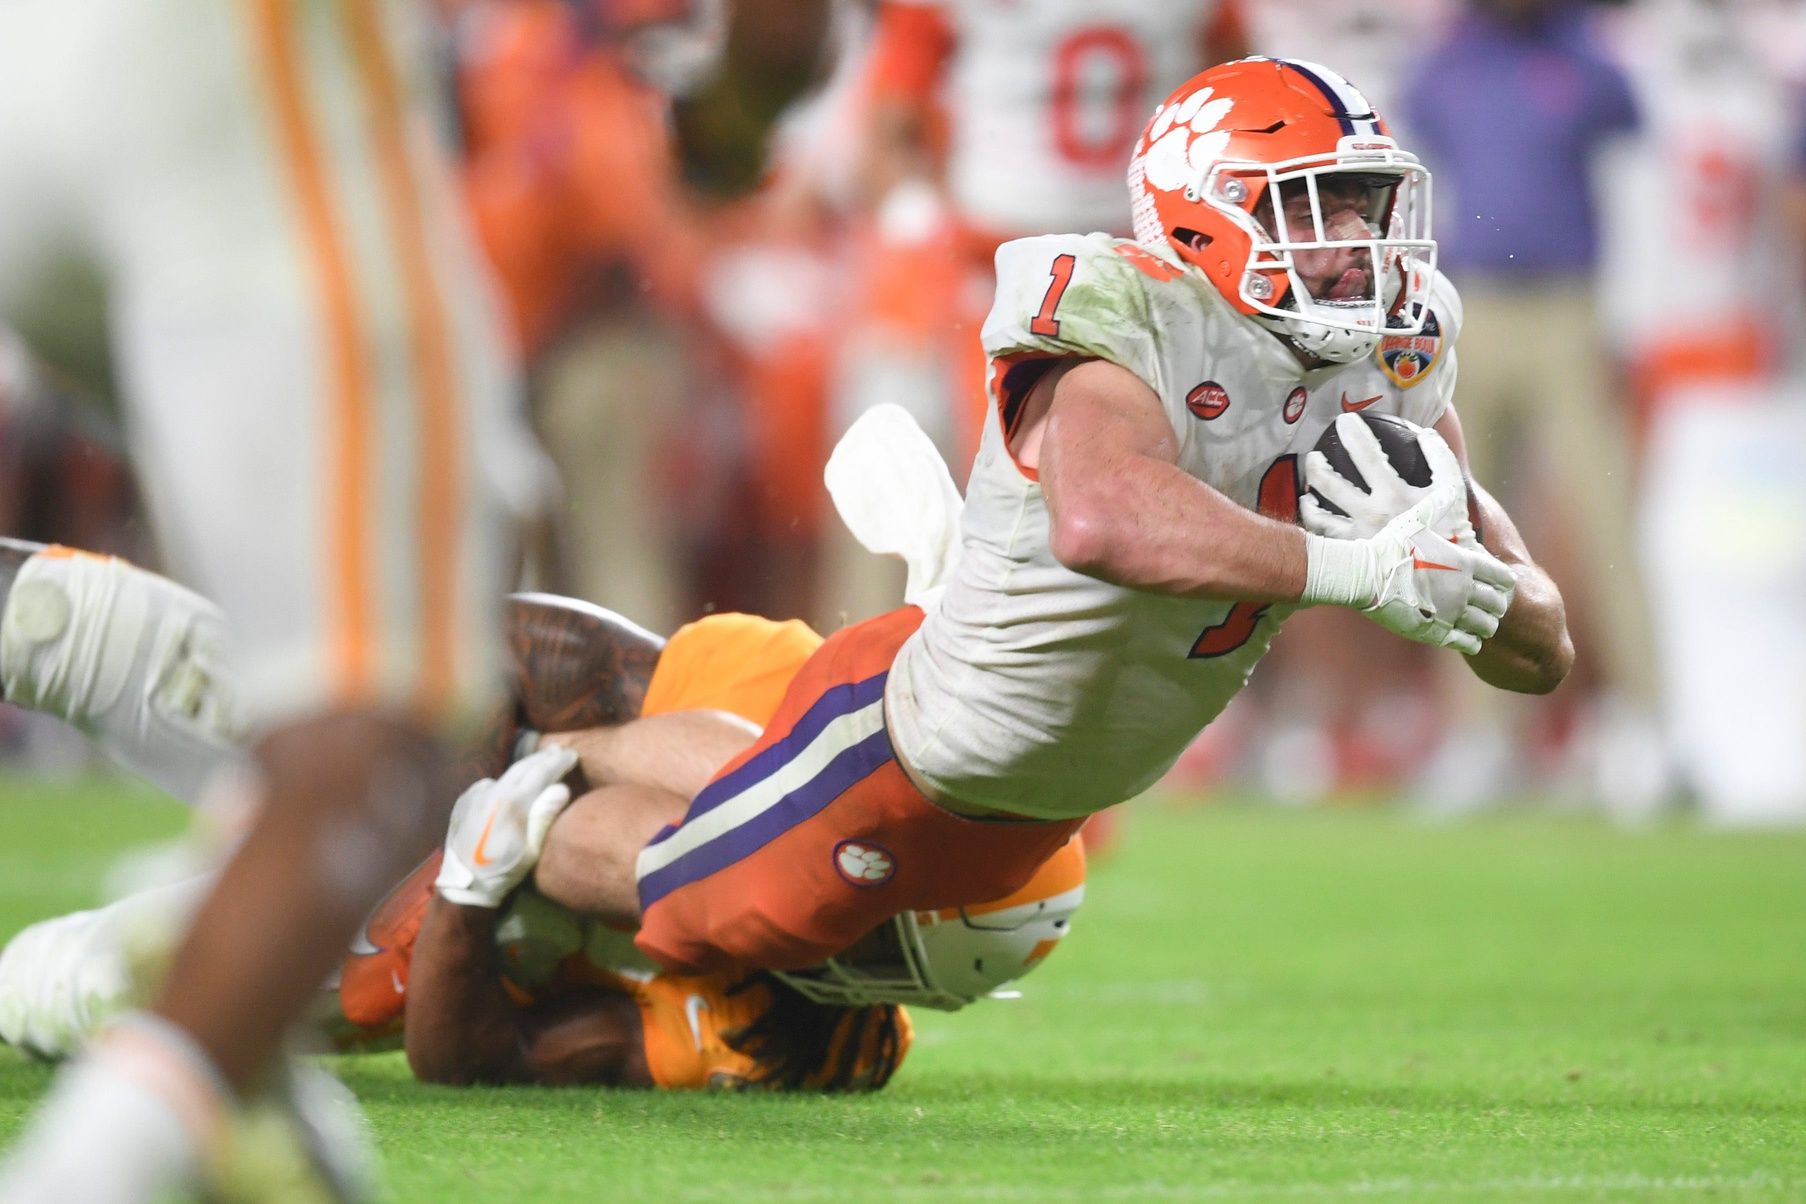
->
[1306,411,1436,516]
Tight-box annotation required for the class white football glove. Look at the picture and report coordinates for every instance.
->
[435,745,579,909]
[1303,489,1517,656]
[1300,412,1478,546]
[1360,500,1516,653]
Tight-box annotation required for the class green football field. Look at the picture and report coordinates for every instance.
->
[0,775,1802,1202]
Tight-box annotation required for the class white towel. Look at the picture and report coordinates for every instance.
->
[824,404,964,613]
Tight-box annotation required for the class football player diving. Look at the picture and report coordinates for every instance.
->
[508,57,1574,997]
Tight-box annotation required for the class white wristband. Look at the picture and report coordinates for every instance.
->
[1301,533,1377,609]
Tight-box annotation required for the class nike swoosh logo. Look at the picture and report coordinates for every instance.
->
[683,994,710,1051]
[1413,556,1460,572]
[390,968,405,996]
[471,808,502,868]
[1341,392,1382,412]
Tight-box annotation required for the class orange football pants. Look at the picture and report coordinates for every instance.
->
[634,606,1083,975]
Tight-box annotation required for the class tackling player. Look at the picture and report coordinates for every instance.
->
[0,543,1083,1094]
[1,802,1084,1095]
[525,58,1573,982]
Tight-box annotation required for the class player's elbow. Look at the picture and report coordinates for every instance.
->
[1047,498,1121,578]
[1515,585,1576,694]
[1525,627,1575,695]
[1477,568,1575,694]
[1473,622,1573,695]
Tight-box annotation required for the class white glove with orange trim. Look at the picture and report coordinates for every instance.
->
[434,745,579,909]
[1302,490,1517,656]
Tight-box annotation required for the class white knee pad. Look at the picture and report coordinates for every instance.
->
[0,548,245,802]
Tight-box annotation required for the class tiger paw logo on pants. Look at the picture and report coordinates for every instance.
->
[833,840,896,887]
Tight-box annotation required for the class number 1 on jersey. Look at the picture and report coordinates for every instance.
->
[1030,253,1077,337]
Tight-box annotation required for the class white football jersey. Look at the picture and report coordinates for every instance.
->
[1596,4,1802,359]
[885,234,1462,819]
[905,0,1220,236]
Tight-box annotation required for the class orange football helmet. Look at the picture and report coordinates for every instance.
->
[1128,57,1436,364]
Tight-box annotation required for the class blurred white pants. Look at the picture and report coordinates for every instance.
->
[0,0,542,731]
[1641,385,1806,825]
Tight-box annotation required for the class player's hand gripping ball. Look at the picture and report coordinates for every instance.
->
[436,745,580,909]
[1300,413,1517,654]
[1301,411,1477,547]
[1358,497,1516,655]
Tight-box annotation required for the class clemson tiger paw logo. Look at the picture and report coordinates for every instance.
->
[1138,88,1237,193]
[833,840,896,887]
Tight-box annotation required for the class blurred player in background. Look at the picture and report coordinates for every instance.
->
[460,0,699,631]
[0,0,537,1196]
[448,0,835,631]
[1599,0,1806,823]
[1402,0,1654,815]
[859,0,1244,254]
[523,60,1572,987]
[854,0,1245,452]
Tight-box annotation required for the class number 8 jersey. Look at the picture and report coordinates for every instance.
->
[884,233,1462,820]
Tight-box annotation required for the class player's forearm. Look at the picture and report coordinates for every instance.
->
[1459,481,1574,693]
[1040,363,1313,603]
[404,898,535,1085]
[1047,452,1309,603]
[1465,559,1573,694]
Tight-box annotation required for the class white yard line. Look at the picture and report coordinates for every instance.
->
[684,1172,1801,1202]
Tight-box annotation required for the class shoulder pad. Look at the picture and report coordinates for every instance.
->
[983,235,1187,384]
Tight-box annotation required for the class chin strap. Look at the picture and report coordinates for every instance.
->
[1252,311,1381,365]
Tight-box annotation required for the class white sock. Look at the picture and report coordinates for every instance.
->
[0,1012,227,1203]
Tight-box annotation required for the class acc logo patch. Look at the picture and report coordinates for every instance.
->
[1282,386,1307,424]
[1377,309,1444,389]
[834,840,897,887]
[1186,381,1230,420]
